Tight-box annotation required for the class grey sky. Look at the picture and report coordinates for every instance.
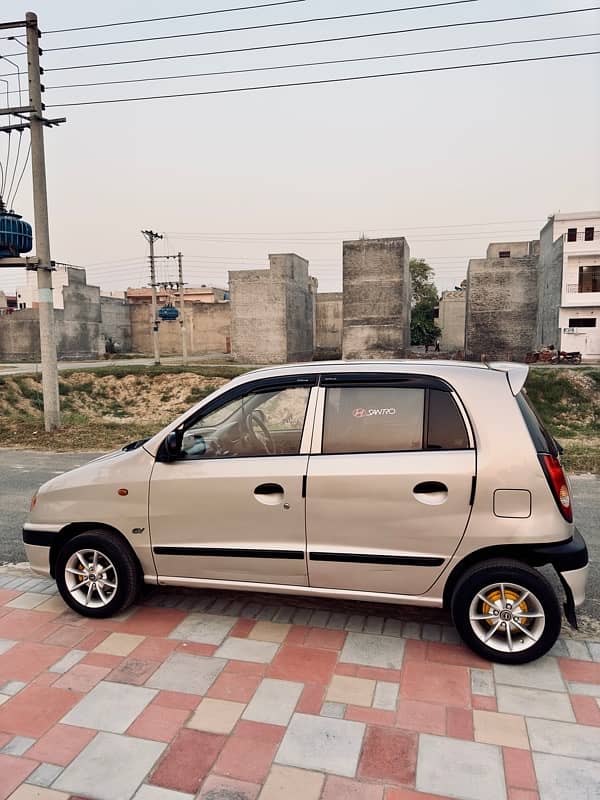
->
[1,0,599,296]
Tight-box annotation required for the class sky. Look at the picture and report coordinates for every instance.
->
[0,0,599,297]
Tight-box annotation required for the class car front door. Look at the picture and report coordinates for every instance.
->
[306,374,476,596]
[149,376,317,586]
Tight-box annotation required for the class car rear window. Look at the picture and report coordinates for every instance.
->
[516,390,559,457]
[427,390,470,450]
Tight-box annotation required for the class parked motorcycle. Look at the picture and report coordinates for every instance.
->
[556,350,582,364]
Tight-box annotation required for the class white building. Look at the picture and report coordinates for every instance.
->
[538,212,599,359]
[15,262,70,310]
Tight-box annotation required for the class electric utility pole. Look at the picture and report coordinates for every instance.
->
[26,12,60,429]
[141,230,162,365]
[177,252,188,366]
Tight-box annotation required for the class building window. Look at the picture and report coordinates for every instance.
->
[585,227,595,241]
[567,318,596,328]
[578,265,600,293]
[498,251,511,258]
[567,228,577,242]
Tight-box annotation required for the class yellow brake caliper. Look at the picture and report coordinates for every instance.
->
[482,589,528,626]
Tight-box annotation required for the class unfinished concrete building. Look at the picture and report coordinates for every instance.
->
[465,241,539,361]
[229,254,317,363]
[438,283,466,352]
[342,237,411,359]
[315,292,343,359]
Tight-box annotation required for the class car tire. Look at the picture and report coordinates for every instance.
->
[55,530,140,618]
[450,559,561,664]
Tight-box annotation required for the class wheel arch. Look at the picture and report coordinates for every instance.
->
[441,544,555,609]
[49,522,142,580]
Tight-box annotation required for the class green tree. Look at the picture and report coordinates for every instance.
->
[410,258,441,347]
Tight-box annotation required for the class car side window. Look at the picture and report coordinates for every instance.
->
[322,386,425,454]
[427,390,470,450]
[181,385,311,459]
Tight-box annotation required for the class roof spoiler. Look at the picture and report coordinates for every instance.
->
[487,362,529,395]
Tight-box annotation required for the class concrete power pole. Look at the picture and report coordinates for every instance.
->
[141,230,162,365]
[26,12,60,430]
[177,252,188,366]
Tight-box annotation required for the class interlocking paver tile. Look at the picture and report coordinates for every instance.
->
[446,707,474,741]
[304,628,346,651]
[401,661,470,707]
[152,690,202,711]
[26,762,63,787]
[358,726,417,785]
[345,706,395,727]
[473,710,529,749]
[559,658,600,683]
[133,785,194,800]
[571,694,600,725]
[0,685,81,738]
[471,668,495,696]
[92,632,145,657]
[128,703,190,742]
[321,701,346,719]
[247,621,290,643]
[588,642,600,662]
[417,734,506,800]
[5,593,49,610]
[0,755,38,800]
[496,686,575,722]
[268,645,338,684]
[118,608,187,637]
[0,642,67,682]
[526,717,600,760]
[533,752,600,800]
[150,729,225,794]
[169,613,236,645]
[0,638,17,656]
[197,774,260,799]
[566,680,600,697]
[48,650,86,675]
[242,678,302,726]
[493,658,565,692]
[107,657,161,686]
[7,786,70,799]
[25,724,96,767]
[0,681,27,696]
[188,698,246,734]
[373,681,399,711]
[297,684,326,714]
[427,642,490,669]
[206,672,262,704]
[52,663,110,692]
[396,699,446,735]
[61,681,156,733]
[1,736,35,756]
[146,652,226,695]
[326,675,375,708]
[340,633,404,670]
[259,765,324,800]
[214,721,284,784]
[275,712,365,777]
[129,636,178,662]
[321,775,384,799]
[215,638,279,664]
[565,640,592,661]
[503,747,537,791]
[34,597,67,615]
[54,731,165,800]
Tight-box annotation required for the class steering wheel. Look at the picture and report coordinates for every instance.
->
[246,410,275,454]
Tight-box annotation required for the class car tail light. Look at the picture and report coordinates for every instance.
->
[540,454,573,522]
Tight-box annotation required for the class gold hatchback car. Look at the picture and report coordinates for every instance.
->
[24,361,588,664]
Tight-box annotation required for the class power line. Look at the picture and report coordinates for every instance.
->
[42,1,483,53]
[40,32,600,92]
[21,5,600,75]
[41,0,307,35]
[45,50,600,107]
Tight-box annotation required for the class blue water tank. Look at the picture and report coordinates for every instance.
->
[158,305,179,321]
[0,210,33,257]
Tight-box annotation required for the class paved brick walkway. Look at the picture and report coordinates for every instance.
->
[0,573,599,800]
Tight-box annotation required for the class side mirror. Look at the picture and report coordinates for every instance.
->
[164,431,182,461]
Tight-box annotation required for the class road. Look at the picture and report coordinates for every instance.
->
[0,356,253,377]
[0,450,597,625]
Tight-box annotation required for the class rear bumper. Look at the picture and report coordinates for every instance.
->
[526,528,589,628]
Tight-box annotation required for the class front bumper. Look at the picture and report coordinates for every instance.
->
[526,527,589,628]
[22,524,60,577]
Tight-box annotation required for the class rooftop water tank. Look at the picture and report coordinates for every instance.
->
[0,209,33,257]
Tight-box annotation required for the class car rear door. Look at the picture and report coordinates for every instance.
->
[305,373,476,596]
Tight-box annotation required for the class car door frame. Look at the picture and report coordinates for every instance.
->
[148,372,321,586]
